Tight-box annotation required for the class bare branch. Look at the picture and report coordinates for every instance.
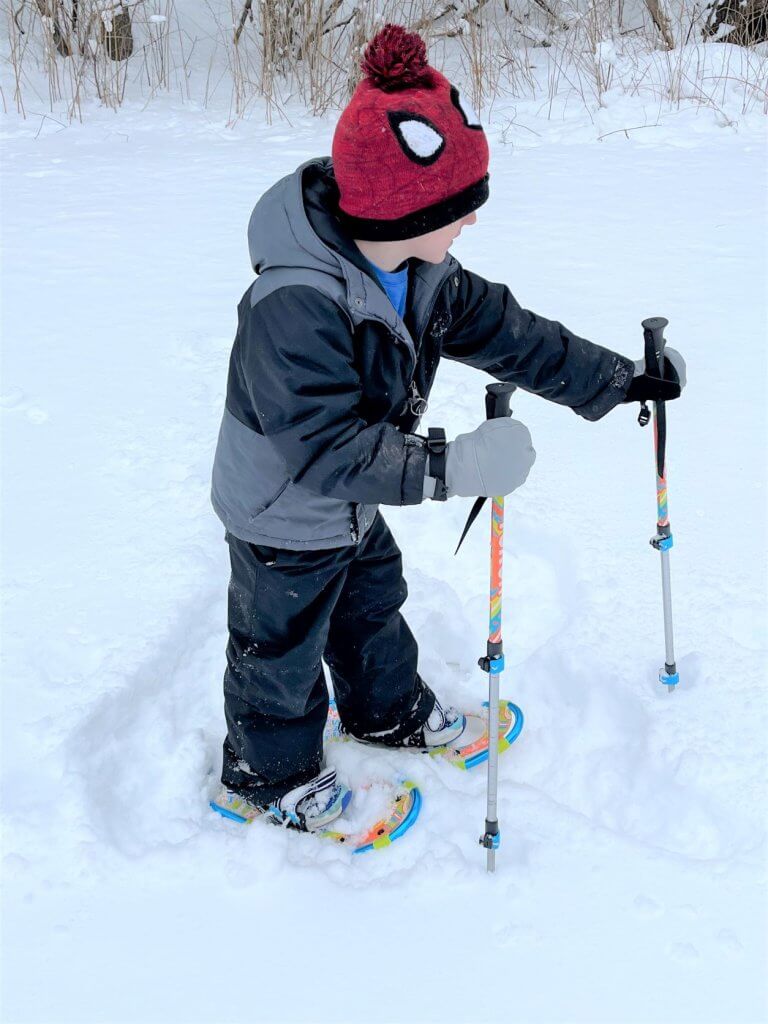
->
[410,2,459,32]
[13,1,28,34]
[234,0,253,47]
[644,0,675,49]
[530,0,570,31]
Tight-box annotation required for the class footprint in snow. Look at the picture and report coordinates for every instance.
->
[0,386,48,423]
[64,585,226,857]
[633,894,665,919]
[716,928,743,955]
[668,942,700,964]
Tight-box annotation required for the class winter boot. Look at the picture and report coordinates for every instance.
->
[354,695,484,751]
[211,766,351,832]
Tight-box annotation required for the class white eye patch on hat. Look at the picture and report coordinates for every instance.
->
[387,111,445,165]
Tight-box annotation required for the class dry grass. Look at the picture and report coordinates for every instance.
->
[3,0,767,123]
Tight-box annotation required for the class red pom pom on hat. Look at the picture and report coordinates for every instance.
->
[360,23,433,92]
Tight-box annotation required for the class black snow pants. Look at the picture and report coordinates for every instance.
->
[221,511,436,804]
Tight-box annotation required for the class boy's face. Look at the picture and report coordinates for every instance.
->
[407,210,477,263]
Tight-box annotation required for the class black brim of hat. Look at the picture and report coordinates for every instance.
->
[335,174,489,241]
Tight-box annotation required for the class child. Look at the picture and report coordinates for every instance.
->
[210,23,685,832]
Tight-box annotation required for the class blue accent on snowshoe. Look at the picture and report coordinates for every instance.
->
[466,701,524,769]
[390,786,422,842]
[340,788,353,814]
[261,802,300,827]
[209,800,248,824]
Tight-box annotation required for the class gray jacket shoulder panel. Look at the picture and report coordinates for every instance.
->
[248,267,353,330]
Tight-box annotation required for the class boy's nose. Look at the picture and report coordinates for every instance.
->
[463,212,477,226]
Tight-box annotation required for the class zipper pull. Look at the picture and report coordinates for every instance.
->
[407,381,428,416]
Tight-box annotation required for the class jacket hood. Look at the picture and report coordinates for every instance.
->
[248,156,383,284]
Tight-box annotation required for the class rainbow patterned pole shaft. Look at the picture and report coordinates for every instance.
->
[477,383,517,872]
[640,317,679,691]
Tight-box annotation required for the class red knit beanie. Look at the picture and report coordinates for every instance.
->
[332,23,490,241]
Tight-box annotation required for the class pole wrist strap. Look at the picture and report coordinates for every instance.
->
[426,428,448,501]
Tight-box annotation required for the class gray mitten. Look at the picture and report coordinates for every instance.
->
[443,418,536,498]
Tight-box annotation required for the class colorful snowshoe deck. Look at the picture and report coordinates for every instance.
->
[321,781,422,854]
[430,700,524,771]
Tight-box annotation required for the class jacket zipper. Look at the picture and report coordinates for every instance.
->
[414,262,456,355]
[363,261,455,377]
[402,262,456,420]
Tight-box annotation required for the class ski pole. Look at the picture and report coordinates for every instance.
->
[474,382,517,872]
[637,317,679,691]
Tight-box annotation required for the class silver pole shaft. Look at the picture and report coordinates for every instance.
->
[486,672,500,873]
[659,548,676,689]
[652,395,677,691]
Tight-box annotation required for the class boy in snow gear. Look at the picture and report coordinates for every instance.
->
[211,24,686,832]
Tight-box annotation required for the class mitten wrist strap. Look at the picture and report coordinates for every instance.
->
[426,428,448,501]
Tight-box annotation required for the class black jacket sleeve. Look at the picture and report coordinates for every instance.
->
[441,263,635,421]
[235,285,428,505]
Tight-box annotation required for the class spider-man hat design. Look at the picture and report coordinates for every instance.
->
[332,23,489,241]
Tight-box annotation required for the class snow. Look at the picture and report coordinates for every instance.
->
[2,74,767,1024]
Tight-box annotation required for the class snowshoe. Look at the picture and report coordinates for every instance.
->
[328,697,523,771]
[210,763,421,855]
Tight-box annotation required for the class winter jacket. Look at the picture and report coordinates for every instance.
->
[211,156,635,550]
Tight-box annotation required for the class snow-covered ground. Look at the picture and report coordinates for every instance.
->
[2,82,767,1023]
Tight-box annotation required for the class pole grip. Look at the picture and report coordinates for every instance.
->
[641,317,669,378]
[485,383,516,420]
[455,383,518,556]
